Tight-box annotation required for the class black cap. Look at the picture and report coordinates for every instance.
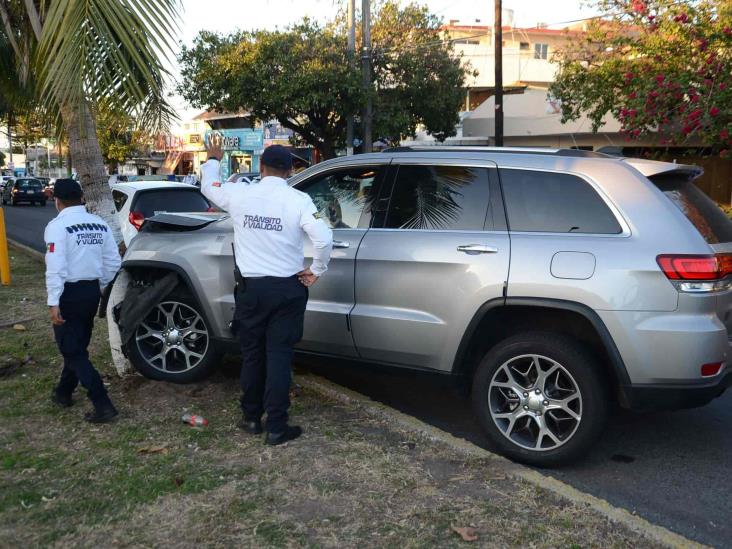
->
[53,178,82,200]
[261,145,293,171]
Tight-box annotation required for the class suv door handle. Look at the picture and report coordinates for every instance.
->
[457,244,498,255]
[333,240,350,249]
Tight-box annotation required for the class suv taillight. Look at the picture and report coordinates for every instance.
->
[129,211,145,231]
[657,254,732,291]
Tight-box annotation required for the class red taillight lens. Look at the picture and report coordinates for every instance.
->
[206,207,216,212]
[656,254,732,280]
[128,211,145,231]
[701,362,723,377]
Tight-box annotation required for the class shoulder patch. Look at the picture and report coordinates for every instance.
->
[47,243,55,253]
[312,211,323,220]
[212,181,222,188]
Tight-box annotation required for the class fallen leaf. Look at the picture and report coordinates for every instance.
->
[452,526,479,542]
[137,444,169,455]
[12,324,26,331]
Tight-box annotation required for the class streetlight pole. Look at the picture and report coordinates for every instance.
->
[494,0,504,147]
[361,0,373,153]
[346,0,355,156]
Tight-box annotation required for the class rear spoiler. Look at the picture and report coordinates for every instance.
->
[140,212,229,233]
[622,158,703,179]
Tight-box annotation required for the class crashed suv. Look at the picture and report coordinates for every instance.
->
[117,147,732,466]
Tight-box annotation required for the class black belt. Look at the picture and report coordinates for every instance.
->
[65,279,99,286]
[244,275,298,281]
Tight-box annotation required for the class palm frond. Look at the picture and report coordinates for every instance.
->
[36,0,179,129]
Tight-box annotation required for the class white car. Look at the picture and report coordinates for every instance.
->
[111,182,213,246]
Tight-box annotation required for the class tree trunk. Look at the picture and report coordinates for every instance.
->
[60,101,123,245]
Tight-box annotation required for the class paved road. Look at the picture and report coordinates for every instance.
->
[3,201,54,252]
[303,361,732,548]
[5,205,732,547]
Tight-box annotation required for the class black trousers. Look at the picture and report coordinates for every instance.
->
[53,280,112,409]
[236,276,307,433]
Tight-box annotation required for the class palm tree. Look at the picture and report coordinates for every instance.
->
[0,0,178,243]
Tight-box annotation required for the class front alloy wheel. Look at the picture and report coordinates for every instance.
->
[126,295,219,383]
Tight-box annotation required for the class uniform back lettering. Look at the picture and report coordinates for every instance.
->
[242,214,283,232]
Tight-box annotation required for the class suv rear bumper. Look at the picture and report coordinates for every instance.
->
[620,369,732,411]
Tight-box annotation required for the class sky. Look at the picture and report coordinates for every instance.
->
[169,0,600,120]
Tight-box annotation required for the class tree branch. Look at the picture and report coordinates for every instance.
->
[23,0,43,40]
[0,1,22,59]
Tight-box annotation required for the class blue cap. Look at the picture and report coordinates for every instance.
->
[261,145,293,171]
[53,178,82,199]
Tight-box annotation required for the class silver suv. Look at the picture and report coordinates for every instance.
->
[119,147,732,466]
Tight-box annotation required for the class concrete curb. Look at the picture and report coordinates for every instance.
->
[8,239,44,262]
[296,372,708,549]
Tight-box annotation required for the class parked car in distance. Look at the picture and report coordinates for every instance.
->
[120,147,732,466]
[110,181,213,246]
[226,172,260,184]
[1,177,46,206]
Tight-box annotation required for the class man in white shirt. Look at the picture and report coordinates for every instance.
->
[201,139,332,445]
[45,179,121,423]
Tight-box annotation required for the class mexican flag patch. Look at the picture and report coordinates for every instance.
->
[47,243,55,253]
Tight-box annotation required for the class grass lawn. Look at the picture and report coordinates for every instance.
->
[0,249,661,548]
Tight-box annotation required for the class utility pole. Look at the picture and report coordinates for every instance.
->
[494,0,504,147]
[346,0,356,156]
[361,0,373,153]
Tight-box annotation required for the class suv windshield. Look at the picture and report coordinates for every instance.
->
[650,172,732,244]
[132,189,210,218]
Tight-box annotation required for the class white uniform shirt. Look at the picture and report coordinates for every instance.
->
[200,159,333,278]
[44,205,122,306]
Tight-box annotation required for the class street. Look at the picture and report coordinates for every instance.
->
[4,204,732,547]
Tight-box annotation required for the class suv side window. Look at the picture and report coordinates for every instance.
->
[500,169,622,234]
[296,166,383,229]
[112,190,128,212]
[384,165,490,230]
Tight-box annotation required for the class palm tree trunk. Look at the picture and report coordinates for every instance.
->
[60,101,123,245]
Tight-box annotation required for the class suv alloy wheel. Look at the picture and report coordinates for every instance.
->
[472,332,609,467]
[125,293,219,383]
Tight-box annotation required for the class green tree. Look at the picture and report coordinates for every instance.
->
[178,1,470,159]
[95,102,150,172]
[0,150,5,167]
[0,0,178,241]
[549,0,732,156]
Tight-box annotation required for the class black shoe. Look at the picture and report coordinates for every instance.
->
[238,418,263,435]
[265,425,302,446]
[84,405,119,424]
[51,390,73,408]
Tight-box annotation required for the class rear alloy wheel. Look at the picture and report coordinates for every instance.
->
[126,295,218,383]
[472,332,608,467]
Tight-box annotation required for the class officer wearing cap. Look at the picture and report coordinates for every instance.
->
[45,179,121,423]
[201,138,333,445]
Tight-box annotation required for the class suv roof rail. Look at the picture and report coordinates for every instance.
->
[382,146,613,158]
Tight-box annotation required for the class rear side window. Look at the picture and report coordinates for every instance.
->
[650,172,732,244]
[385,165,490,230]
[131,190,210,218]
[112,190,128,212]
[500,169,622,234]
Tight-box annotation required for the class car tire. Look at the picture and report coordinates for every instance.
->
[472,331,608,467]
[125,291,220,383]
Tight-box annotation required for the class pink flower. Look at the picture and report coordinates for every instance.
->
[721,149,729,158]
[720,83,727,91]
[655,74,665,84]
[724,27,731,36]
[720,128,730,140]
[628,91,637,99]
[710,107,720,117]
[624,72,635,82]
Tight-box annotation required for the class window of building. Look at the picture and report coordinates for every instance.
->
[455,39,480,45]
[534,43,549,59]
[500,169,622,234]
[297,166,383,229]
[184,123,190,130]
[520,41,530,50]
[385,165,490,231]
